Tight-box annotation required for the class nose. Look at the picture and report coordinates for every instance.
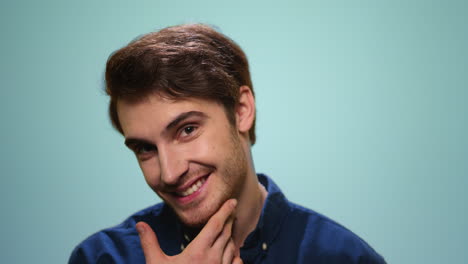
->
[158,145,188,186]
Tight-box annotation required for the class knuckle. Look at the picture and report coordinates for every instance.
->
[212,220,222,232]
[220,225,228,237]
[225,225,232,237]
[228,240,235,251]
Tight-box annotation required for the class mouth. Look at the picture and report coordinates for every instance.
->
[177,177,207,197]
[172,173,210,204]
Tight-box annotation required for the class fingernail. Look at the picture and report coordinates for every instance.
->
[231,199,237,208]
[136,224,145,235]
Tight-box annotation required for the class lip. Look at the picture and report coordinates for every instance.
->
[175,173,209,193]
[173,173,210,205]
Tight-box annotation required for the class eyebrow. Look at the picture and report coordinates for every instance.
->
[124,111,208,147]
[124,137,153,148]
[165,111,208,132]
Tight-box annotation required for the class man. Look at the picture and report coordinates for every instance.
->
[69,24,386,264]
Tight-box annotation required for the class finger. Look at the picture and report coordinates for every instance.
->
[222,238,236,264]
[136,221,166,263]
[196,199,237,247]
[212,217,233,250]
[232,256,243,264]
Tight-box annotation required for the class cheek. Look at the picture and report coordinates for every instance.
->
[184,133,227,164]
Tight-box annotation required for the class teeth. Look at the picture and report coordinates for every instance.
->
[179,178,206,197]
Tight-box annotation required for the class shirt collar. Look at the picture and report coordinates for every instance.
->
[241,174,289,249]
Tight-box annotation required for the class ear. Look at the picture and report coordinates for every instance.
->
[236,86,255,136]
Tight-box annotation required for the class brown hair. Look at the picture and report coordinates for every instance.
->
[105,24,256,144]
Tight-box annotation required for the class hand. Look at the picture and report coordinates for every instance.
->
[136,199,243,264]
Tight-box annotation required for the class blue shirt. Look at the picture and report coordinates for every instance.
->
[69,174,386,263]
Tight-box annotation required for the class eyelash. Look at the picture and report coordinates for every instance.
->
[179,124,198,139]
[130,124,199,160]
[133,144,156,160]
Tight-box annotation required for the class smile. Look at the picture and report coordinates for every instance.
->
[177,178,206,197]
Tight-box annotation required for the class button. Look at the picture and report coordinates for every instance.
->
[262,242,268,251]
[180,244,185,251]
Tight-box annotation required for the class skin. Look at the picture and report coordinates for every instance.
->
[117,86,267,263]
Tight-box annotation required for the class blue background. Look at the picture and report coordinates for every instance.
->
[1,1,467,263]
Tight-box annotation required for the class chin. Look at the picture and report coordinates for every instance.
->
[180,216,208,229]
[177,209,212,228]
[176,198,226,228]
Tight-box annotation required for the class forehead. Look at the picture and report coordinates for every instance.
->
[116,94,223,136]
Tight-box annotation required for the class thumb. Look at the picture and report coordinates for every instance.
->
[136,221,166,263]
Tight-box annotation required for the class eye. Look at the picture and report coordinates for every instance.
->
[137,144,156,154]
[133,144,157,160]
[180,125,198,138]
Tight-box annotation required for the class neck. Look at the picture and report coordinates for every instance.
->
[231,171,268,248]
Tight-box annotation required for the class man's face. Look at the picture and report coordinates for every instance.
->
[117,94,247,227]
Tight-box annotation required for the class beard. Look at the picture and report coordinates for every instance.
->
[166,130,248,229]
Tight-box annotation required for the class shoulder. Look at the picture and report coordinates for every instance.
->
[285,202,386,263]
[68,203,165,264]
